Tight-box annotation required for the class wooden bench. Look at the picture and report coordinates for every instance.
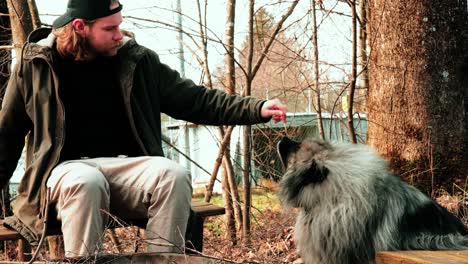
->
[376,250,468,264]
[0,200,225,261]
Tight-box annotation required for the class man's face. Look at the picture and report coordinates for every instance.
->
[82,11,124,57]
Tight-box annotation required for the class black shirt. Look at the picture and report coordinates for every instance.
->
[56,51,143,161]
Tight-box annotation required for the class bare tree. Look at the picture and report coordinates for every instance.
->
[311,0,325,139]
[193,0,242,242]
[221,0,244,240]
[358,0,368,103]
[26,0,39,29]
[346,0,358,143]
[6,0,35,56]
[0,0,11,109]
[242,0,299,244]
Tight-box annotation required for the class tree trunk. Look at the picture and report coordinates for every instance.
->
[311,0,325,139]
[358,0,368,105]
[241,0,299,243]
[6,0,35,56]
[223,151,243,235]
[222,0,243,237]
[204,127,234,202]
[26,0,40,29]
[0,0,11,103]
[241,125,252,244]
[0,0,12,221]
[347,0,358,144]
[460,2,468,172]
[241,0,255,245]
[221,163,236,243]
[367,0,467,194]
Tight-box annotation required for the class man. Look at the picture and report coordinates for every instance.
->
[0,0,286,259]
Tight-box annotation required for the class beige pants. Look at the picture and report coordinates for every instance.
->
[46,156,192,258]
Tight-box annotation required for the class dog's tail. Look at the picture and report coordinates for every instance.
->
[404,233,468,250]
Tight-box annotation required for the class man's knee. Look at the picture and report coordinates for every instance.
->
[60,165,110,199]
[146,157,192,196]
[151,158,191,183]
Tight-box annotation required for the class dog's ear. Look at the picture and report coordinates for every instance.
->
[306,160,329,183]
[283,160,329,199]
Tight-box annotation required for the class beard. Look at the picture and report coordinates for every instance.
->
[81,36,123,60]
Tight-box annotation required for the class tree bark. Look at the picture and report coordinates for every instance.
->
[204,126,234,202]
[367,0,467,194]
[222,0,243,238]
[0,0,11,106]
[6,0,35,56]
[221,162,236,243]
[311,0,324,139]
[358,0,368,103]
[26,0,40,29]
[241,0,299,243]
[223,152,243,235]
[0,0,12,221]
[241,0,255,245]
[347,0,358,144]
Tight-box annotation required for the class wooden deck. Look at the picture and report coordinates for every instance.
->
[376,250,468,264]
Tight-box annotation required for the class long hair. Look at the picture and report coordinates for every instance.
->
[53,20,95,61]
[52,0,131,61]
[53,22,134,61]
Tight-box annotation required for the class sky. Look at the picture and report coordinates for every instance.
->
[34,0,352,83]
[35,0,251,82]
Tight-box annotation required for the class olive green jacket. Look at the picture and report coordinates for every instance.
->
[0,28,267,244]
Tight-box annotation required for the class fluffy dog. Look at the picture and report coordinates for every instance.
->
[277,137,468,264]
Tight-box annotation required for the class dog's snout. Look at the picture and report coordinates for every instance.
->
[278,137,292,150]
[277,137,300,170]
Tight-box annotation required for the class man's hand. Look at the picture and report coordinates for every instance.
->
[261,99,287,123]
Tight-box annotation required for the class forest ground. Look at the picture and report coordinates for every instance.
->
[0,181,466,263]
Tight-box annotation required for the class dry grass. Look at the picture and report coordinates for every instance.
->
[202,208,299,263]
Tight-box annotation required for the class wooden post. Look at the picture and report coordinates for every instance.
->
[47,236,64,260]
[17,239,31,261]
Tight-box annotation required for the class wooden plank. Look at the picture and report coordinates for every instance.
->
[191,200,225,217]
[192,205,225,217]
[190,201,208,207]
[0,222,22,240]
[0,201,225,241]
[376,250,468,264]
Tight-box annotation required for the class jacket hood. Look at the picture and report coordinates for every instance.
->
[22,27,133,60]
[28,27,55,46]
[19,27,134,76]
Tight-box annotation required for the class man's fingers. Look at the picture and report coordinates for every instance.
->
[261,99,287,123]
[272,112,287,123]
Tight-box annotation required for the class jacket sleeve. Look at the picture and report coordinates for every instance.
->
[0,65,31,189]
[144,52,269,125]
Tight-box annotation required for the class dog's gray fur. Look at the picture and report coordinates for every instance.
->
[277,137,468,264]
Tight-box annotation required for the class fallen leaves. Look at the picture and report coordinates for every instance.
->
[203,208,300,263]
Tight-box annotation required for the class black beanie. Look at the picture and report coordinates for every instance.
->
[53,0,123,29]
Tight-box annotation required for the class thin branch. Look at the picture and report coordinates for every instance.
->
[251,0,300,80]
